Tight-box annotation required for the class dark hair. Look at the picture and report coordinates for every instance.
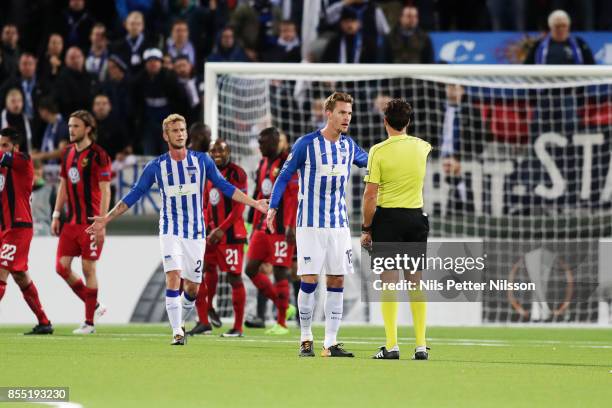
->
[383,98,412,131]
[259,126,280,141]
[188,122,211,152]
[0,127,22,145]
[19,52,36,60]
[38,96,59,113]
[172,19,189,29]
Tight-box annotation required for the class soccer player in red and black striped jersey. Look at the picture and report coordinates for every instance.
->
[188,139,249,337]
[245,127,298,334]
[0,128,53,335]
[51,110,112,335]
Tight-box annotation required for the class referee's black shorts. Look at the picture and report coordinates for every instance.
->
[371,207,429,243]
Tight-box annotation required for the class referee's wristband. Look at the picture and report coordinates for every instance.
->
[361,224,372,233]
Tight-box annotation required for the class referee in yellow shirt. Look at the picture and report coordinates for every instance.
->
[361,98,431,360]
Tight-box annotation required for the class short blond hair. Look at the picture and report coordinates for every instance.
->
[324,92,353,112]
[162,113,187,132]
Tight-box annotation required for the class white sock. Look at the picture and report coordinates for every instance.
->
[416,345,427,353]
[165,290,182,335]
[181,292,196,325]
[298,282,317,342]
[324,288,343,349]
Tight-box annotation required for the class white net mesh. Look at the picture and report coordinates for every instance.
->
[212,68,612,324]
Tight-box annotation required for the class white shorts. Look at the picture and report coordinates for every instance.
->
[296,227,354,276]
[159,235,206,283]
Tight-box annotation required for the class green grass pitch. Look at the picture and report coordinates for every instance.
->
[1,324,611,407]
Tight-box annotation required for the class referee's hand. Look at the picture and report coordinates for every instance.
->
[360,232,372,251]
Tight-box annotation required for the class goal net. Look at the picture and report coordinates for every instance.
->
[205,63,612,325]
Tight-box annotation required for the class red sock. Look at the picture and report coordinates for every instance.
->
[250,272,278,304]
[195,281,210,325]
[21,282,50,325]
[69,279,87,302]
[205,269,218,310]
[231,281,246,332]
[0,280,7,301]
[85,288,98,326]
[274,279,289,327]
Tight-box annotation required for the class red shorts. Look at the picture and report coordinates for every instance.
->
[246,230,294,268]
[0,228,33,272]
[57,223,104,261]
[204,243,244,275]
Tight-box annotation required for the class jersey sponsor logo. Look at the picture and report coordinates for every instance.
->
[320,164,348,177]
[68,167,81,184]
[209,188,220,206]
[166,183,197,197]
[261,178,273,197]
[0,174,5,192]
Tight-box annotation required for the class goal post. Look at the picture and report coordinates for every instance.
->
[204,62,612,325]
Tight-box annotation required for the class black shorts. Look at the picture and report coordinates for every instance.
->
[371,207,429,243]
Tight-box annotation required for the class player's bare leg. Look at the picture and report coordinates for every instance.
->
[166,270,186,345]
[220,273,246,337]
[0,269,52,335]
[298,274,318,356]
[321,275,353,358]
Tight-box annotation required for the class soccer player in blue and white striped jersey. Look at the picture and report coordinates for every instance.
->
[267,92,368,357]
[87,114,268,345]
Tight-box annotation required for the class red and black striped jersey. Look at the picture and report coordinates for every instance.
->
[0,151,33,230]
[203,161,248,244]
[252,152,298,234]
[60,143,112,225]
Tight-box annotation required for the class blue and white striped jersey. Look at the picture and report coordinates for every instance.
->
[122,150,236,239]
[270,130,368,228]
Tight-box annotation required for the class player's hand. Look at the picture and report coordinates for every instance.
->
[51,218,61,236]
[360,232,372,251]
[255,199,268,214]
[86,216,108,235]
[285,226,296,245]
[266,208,277,233]
[208,227,224,245]
[95,226,106,246]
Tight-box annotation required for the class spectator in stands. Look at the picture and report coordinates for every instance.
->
[1,24,20,78]
[85,23,109,82]
[33,96,69,163]
[322,0,389,38]
[92,93,131,160]
[97,55,131,124]
[388,6,434,64]
[524,10,594,65]
[32,159,56,236]
[1,88,33,153]
[321,7,380,63]
[207,26,250,63]
[262,20,301,63]
[131,48,189,155]
[231,0,280,60]
[115,0,166,39]
[173,55,201,124]
[188,122,211,153]
[110,11,152,75]
[38,33,64,84]
[0,53,47,124]
[173,0,228,63]
[310,98,326,129]
[52,0,95,51]
[166,19,196,66]
[53,46,94,117]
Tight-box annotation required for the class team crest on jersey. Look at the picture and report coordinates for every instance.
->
[82,158,89,167]
[68,167,81,184]
[261,178,273,197]
[339,145,348,156]
[273,167,280,177]
[209,188,220,206]
[0,174,5,192]
[186,166,197,176]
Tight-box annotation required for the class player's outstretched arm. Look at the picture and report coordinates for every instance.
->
[351,138,369,168]
[87,160,157,234]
